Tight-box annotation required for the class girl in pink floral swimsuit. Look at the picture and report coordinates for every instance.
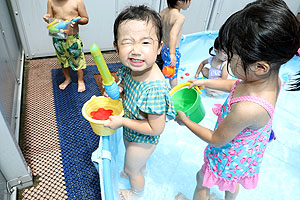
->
[175,0,300,199]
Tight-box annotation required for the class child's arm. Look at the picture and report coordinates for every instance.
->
[187,78,236,93]
[76,0,89,25]
[104,113,166,136]
[169,15,185,66]
[43,0,53,23]
[195,59,208,78]
[221,61,229,79]
[177,100,267,147]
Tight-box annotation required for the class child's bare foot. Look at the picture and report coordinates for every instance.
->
[119,189,142,200]
[78,80,86,92]
[59,79,72,90]
[175,192,189,200]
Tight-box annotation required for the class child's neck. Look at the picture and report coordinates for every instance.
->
[131,66,153,82]
[213,56,224,64]
[169,7,181,12]
[241,72,280,95]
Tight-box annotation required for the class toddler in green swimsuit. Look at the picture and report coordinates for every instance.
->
[103,5,176,200]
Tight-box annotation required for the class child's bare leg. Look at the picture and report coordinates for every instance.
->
[59,67,72,90]
[119,142,156,200]
[170,77,178,88]
[121,165,147,179]
[77,69,85,92]
[193,170,210,200]
[224,184,239,200]
[121,136,130,178]
[121,137,147,179]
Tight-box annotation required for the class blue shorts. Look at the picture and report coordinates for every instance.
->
[161,45,181,80]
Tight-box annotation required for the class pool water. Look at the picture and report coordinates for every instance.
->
[110,32,300,200]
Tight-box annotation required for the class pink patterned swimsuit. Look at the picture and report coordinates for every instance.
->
[202,80,274,193]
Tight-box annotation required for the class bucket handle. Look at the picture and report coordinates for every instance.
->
[169,82,203,96]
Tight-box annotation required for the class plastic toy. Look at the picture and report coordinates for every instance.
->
[170,82,205,123]
[89,44,120,100]
[47,17,81,39]
[162,65,175,78]
[82,96,124,136]
[55,16,81,29]
[269,129,276,142]
[47,17,81,34]
[297,48,300,57]
[90,108,113,120]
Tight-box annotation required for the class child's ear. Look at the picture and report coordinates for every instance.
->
[157,41,163,55]
[253,61,270,75]
[113,41,119,53]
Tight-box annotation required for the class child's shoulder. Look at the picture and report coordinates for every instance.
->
[161,7,184,18]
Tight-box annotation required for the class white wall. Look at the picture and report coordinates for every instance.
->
[13,0,117,58]
[12,0,300,59]
[13,0,162,59]
[0,0,33,197]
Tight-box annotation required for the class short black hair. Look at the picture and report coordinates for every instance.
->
[167,0,190,8]
[113,5,162,46]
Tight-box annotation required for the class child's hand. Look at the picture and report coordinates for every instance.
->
[170,54,177,67]
[175,110,188,126]
[43,14,50,23]
[103,85,123,98]
[70,18,79,28]
[188,79,205,89]
[103,115,123,130]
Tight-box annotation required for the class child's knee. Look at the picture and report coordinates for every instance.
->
[124,167,140,177]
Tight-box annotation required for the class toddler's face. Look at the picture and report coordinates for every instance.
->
[116,20,162,73]
[215,49,228,62]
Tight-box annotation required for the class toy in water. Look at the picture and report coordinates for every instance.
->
[162,65,175,78]
[170,82,205,123]
[90,44,120,100]
[82,96,124,136]
[297,48,300,57]
[268,129,276,142]
[90,108,113,120]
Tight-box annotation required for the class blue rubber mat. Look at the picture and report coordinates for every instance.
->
[51,63,122,199]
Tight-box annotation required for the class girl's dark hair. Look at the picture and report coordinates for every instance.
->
[167,0,190,8]
[209,37,221,56]
[218,0,300,89]
[113,5,162,46]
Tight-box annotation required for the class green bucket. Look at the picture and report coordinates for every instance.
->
[170,83,205,123]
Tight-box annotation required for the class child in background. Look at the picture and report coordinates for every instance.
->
[176,0,300,199]
[104,5,175,200]
[43,0,88,92]
[195,36,229,96]
[160,0,192,88]
[194,37,228,80]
